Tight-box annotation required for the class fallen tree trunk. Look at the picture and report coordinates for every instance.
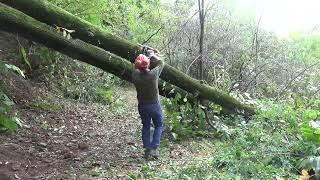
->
[0,3,193,106]
[0,0,140,61]
[0,2,256,115]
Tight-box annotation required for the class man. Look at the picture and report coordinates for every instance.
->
[132,49,164,159]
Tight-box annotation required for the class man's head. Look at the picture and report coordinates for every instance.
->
[135,54,150,71]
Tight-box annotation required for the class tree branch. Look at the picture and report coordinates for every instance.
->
[142,26,163,44]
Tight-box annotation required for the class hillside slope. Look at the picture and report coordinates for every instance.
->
[0,31,212,179]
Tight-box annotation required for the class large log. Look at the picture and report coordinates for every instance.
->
[0,2,256,115]
[0,0,140,61]
[0,3,193,105]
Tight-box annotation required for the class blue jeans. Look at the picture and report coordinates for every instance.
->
[138,101,163,149]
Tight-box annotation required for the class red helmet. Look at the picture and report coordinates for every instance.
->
[135,54,150,71]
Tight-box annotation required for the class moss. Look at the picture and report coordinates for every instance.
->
[0,0,140,61]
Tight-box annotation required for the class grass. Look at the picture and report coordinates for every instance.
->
[31,99,60,112]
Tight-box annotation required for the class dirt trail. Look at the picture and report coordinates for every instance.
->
[0,31,198,180]
[0,30,144,178]
[0,77,146,179]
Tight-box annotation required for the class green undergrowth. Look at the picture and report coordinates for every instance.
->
[128,99,320,179]
[0,62,25,133]
[17,46,130,112]
[30,98,60,112]
[1,34,319,178]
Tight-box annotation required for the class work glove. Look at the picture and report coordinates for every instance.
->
[146,49,155,57]
[146,49,161,61]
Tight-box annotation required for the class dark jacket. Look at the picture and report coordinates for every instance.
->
[132,59,164,104]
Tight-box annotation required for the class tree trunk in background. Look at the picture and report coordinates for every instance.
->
[0,2,256,115]
[198,0,205,80]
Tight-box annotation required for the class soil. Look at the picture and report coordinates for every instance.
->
[0,31,195,180]
[0,78,141,180]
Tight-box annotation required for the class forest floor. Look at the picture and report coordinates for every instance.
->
[0,32,215,180]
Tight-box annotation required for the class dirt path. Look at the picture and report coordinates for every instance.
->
[0,31,205,180]
[0,77,198,180]
[0,78,143,179]
[0,76,196,180]
[0,30,144,179]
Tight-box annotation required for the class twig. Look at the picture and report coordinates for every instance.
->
[160,11,199,51]
[243,61,273,91]
[278,61,320,97]
[15,33,22,49]
[142,26,163,44]
[204,1,217,18]
[186,55,201,74]
[309,86,320,97]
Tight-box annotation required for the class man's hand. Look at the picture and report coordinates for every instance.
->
[147,49,161,61]
[154,49,160,57]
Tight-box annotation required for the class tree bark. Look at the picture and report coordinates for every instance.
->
[0,2,256,115]
[0,0,140,61]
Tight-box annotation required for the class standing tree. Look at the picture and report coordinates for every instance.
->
[198,0,205,80]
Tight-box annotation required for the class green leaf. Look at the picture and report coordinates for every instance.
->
[171,132,178,140]
[12,116,24,127]
[0,107,6,114]
[63,30,67,37]
[127,172,137,180]
[0,114,18,133]
[5,64,25,78]
[174,93,181,101]
[1,94,14,106]
[169,88,175,94]
[20,47,31,70]
[90,167,101,177]
[162,82,166,88]
[183,97,187,102]
[314,129,320,135]
[66,33,71,39]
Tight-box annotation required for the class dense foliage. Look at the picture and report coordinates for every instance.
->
[0,61,25,132]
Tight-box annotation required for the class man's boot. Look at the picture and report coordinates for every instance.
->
[144,149,151,159]
[150,148,160,159]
